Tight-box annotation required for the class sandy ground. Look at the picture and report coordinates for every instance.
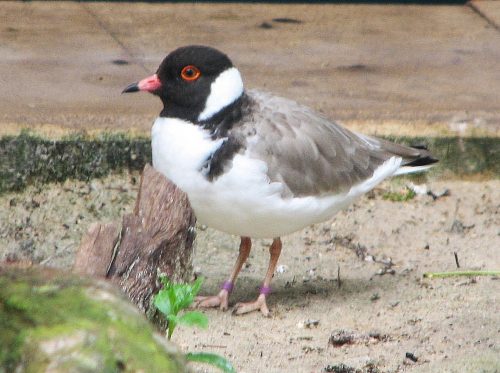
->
[0,174,499,373]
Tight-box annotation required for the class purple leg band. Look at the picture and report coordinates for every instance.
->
[260,285,272,295]
[221,280,234,293]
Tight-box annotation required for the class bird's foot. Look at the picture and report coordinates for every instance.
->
[233,293,270,317]
[194,281,233,311]
[194,289,230,311]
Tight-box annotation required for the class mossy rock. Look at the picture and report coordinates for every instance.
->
[0,266,190,373]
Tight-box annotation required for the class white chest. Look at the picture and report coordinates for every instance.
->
[151,117,223,190]
[150,117,288,237]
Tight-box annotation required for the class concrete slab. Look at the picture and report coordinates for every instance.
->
[470,0,500,29]
[0,2,499,138]
[0,2,159,135]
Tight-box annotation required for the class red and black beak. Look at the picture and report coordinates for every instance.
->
[122,74,162,94]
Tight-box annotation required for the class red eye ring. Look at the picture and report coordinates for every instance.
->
[181,65,201,81]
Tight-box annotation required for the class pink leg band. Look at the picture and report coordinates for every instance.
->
[260,285,272,295]
[221,280,234,293]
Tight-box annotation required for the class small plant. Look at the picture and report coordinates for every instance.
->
[154,275,207,339]
[382,187,416,202]
[154,276,236,373]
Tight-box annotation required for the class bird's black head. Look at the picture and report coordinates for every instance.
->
[123,45,243,124]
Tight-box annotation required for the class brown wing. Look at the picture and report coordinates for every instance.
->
[237,90,434,197]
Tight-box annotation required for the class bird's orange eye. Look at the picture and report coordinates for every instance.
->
[180,65,201,81]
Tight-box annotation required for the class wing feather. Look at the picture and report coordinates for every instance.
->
[233,90,435,197]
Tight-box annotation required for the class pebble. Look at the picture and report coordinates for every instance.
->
[297,319,320,329]
[276,264,288,274]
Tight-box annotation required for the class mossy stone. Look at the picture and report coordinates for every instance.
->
[0,266,190,373]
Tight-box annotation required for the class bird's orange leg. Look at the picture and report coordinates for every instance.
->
[233,237,282,317]
[194,236,251,311]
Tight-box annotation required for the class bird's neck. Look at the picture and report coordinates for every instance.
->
[199,93,249,139]
[159,101,203,124]
[159,92,250,140]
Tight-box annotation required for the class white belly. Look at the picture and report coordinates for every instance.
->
[151,117,401,238]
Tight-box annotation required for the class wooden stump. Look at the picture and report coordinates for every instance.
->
[73,164,196,315]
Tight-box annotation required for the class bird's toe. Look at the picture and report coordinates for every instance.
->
[194,290,229,310]
[233,294,270,317]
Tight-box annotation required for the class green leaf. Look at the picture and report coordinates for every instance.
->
[186,352,237,373]
[153,288,173,316]
[166,314,178,340]
[168,287,179,315]
[191,277,204,297]
[174,285,193,311]
[178,311,208,329]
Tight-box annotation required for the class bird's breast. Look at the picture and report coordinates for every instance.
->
[151,117,223,191]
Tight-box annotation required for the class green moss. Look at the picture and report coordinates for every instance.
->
[384,136,499,178]
[0,268,188,373]
[382,188,416,202]
[0,133,498,195]
[0,132,151,194]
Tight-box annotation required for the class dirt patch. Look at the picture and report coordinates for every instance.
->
[0,172,138,268]
[1,176,499,372]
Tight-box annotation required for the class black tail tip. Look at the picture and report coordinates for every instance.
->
[410,144,429,150]
[405,156,439,167]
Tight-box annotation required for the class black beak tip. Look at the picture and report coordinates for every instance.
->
[122,82,140,94]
